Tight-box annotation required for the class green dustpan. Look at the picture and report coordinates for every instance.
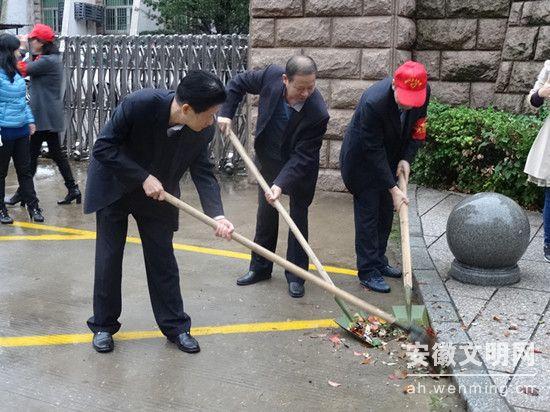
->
[392,304,430,327]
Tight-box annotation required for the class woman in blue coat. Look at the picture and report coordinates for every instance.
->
[0,33,44,223]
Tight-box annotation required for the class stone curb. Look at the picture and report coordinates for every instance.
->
[409,185,513,412]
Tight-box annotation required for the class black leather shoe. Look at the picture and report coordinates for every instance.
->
[28,206,44,222]
[545,244,550,263]
[5,191,24,207]
[58,186,82,205]
[92,332,114,353]
[168,332,200,353]
[0,208,13,224]
[236,270,271,286]
[288,282,305,298]
[360,275,391,293]
[379,265,402,278]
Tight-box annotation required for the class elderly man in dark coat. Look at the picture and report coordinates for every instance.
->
[340,61,430,293]
[217,55,329,298]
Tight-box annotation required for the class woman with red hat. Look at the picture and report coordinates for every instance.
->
[6,23,81,207]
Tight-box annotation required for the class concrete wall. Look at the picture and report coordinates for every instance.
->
[494,0,550,112]
[414,0,509,108]
[414,0,550,112]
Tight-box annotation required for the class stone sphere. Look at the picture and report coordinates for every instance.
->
[446,192,530,269]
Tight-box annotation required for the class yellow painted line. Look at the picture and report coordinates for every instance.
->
[0,319,338,347]
[322,266,357,276]
[0,234,94,241]
[12,221,93,236]
[6,222,359,277]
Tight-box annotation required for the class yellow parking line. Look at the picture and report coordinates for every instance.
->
[12,221,93,235]
[0,235,94,241]
[0,319,338,347]
[6,221,358,276]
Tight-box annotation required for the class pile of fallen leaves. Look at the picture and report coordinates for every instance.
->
[347,314,405,347]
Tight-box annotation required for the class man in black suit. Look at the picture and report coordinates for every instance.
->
[340,61,430,293]
[217,55,329,298]
[84,71,235,353]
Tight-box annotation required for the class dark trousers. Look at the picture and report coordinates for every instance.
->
[87,196,191,338]
[353,188,394,279]
[0,137,39,209]
[249,156,309,285]
[544,187,549,246]
[29,131,76,189]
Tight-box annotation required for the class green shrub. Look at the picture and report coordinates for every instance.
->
[412,101,548,210]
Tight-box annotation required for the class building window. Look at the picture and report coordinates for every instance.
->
[41,0,63,33]
[105,0,133,34]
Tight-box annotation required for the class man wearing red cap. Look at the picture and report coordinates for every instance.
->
[340,61,430,293]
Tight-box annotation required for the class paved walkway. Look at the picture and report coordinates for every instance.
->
[0,162,466,411]
[411,185,549,411]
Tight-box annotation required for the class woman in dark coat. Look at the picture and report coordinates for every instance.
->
[6,24,80,207]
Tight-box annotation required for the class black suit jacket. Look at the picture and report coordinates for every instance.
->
[219,65,329,204]
[84,89,224,230]
[340,78,430,194]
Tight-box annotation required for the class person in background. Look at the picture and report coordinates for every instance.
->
[524,60,550,262]
[0,33,44,223]
[5,24,81,207]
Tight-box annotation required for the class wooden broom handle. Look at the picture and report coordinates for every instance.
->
[398,174,413,290]
[163,193,398,324]
[225,130,337,287]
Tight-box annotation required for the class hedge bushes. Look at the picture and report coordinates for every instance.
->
[412,101,548,210]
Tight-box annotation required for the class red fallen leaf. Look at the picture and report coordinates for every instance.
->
[388,374,399,381]
[395,370,408,379]
[519,386,539,396]
[328,380,341,388]
[426,327,437,338]
[361,357,373,365]
[534,348,543,354]
[328,334,341,347]
[503,330,511,337]
[353,351,364,357]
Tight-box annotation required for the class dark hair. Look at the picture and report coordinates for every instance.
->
[0,33,22,83]
[175,70,226,113]
[285,55,317,81]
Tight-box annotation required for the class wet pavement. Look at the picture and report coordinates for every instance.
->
[0,160,465,411]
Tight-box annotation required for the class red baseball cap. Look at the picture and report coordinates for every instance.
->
[28,24,55,43]
[393,61,428,108]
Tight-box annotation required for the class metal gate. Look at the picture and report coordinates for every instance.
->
[61,34,248,172]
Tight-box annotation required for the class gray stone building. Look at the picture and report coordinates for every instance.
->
[249,0,550,191]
